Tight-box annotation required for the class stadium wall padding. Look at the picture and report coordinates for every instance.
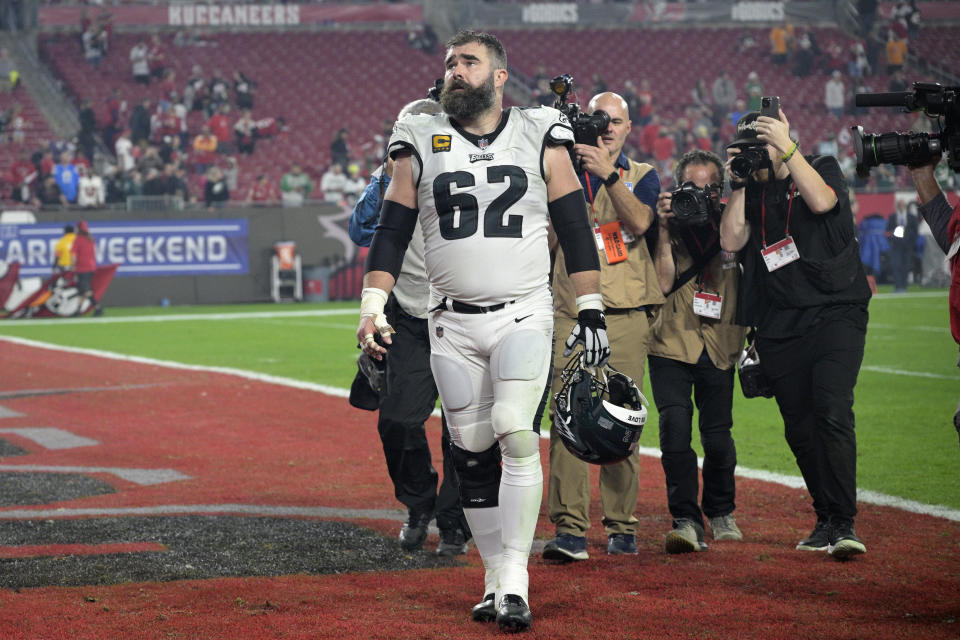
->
[32,204,354,306]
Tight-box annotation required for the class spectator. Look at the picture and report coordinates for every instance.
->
[711,71,736,125]
[849,41,871,77]
[635,79,654,126]
[102,89,125,146]
[147,34,165,80]
[344,164,366,205]
[8,150,36,202]
[115,128,135,173]
[825,70,846,117]
[142,167,167,196]
[320,163,348,204]
[164,164,190,202]
[729,98,749,126]
[330,128,350,170]
[640,114,661,158]
[280,163,312,206]
[203,166,229,209]
[254,115,287,139]
[223,156,238,192]
[78,99,97,164]
[744,71,763,112]
[691,78,711,110]
[793,32,815,77]
[71,220,103,316]
[53,152,79,204]
[191,125,218,174]
[234,109,256,155]
[0,48,19,92]
[886,199,919,292]
[885,32,907,74]
[818,131,839,158]
[208,69,230,116]
[37,175,66,207]
[888,69,909,92]
[653,125,676,176]
[233,70,255,110]
[129,98,151,145]
[184,64,206,112]
[82,27,102,68]
[246,174,279,203]
[206,103,232,153]
[769,20,794,64]
[129,40,149,84]
[77,165,105,207]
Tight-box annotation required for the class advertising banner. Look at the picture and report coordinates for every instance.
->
[0,219,249,278]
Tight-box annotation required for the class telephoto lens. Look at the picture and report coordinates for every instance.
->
[851,125,942,177]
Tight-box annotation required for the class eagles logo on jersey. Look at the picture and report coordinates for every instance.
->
[387,106,574,307]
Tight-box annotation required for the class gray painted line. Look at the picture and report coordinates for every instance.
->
[0,465,190,486]
[0,383,169,400]
[0,405,24,419]
[0,428,98,450]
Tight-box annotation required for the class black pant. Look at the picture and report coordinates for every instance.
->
[758,306,867,526]
[378,294,467,535]
[889,244,910,291]
[649,350,737,528]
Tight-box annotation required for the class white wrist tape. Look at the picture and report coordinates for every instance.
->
[575,293,604,313]
[360,287,395,335]
[360,287,388,317]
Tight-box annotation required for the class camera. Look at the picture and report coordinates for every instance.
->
[671,181,720,226]
[729,146,769,180]
[852,82,959,177]
[550,74,611,146]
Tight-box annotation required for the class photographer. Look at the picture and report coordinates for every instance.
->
[650,150,747,554]
[544,92,663,561]
[719,106,872,561]
[908,158,960,440]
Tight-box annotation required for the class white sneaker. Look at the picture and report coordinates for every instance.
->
[709,514,743,541]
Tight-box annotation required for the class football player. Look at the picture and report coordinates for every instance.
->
[356,30,607,633]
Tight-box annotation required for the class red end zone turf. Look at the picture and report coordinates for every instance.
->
[0,340,958,639]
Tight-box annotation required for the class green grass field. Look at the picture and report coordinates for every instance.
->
[2,290,957,510]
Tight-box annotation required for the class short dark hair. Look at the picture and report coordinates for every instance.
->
[674,149,724,186]
[64,225,74,234]
[445,30,507,70]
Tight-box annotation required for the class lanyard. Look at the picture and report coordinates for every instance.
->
[760,181,795,249]
[584,167,624,227]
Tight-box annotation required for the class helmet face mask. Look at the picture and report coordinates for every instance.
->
[553,351,648,465]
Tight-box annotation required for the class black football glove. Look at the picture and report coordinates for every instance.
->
[563,309,610,367]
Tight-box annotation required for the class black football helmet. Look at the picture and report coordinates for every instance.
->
[553,352,648,465]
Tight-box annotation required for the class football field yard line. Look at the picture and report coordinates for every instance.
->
[2,334,958,523]
[861,365,959,380]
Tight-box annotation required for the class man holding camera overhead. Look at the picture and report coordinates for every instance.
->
[543,91,663,561]
[650,149,747,554]
[719,102,872,561]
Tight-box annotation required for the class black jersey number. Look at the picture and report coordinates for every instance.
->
[433,165,528,240]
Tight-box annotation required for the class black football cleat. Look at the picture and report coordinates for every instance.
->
[496,594,532,633]
[470,593,496,623]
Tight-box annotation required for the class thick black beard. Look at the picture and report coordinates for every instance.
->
[440,74,495,122]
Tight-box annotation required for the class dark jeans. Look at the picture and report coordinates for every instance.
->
[378,294,467,535]
[889,245,910,291]
[649,350,737,527]
[758,306,867,526]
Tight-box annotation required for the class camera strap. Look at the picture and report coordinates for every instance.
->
[760,181,801,272]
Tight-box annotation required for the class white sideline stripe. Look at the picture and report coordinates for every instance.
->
[1,335,958,523]
[861,365,959,381]
[0,428,98,450]
[0,405,24,419]
[871,291,948,300]
[0,504,407,521]
[0,464,190,486]
[869,323,950,333]
[0,308,360,327]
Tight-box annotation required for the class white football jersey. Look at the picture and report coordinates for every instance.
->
[388,106,574,306]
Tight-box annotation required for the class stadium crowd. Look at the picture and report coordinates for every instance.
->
[0,3,950,214]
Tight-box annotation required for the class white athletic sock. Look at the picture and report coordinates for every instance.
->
[497,452,543,605]
[463,506,503,598]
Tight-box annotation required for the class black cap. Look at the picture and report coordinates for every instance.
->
[728,111,762,148]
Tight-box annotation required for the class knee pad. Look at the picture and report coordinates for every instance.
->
[450,442,502,508]
[431,353,474,411]
[501,451,542,488]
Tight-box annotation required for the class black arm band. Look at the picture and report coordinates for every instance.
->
[549,190,600,275]
[366,199,418,279]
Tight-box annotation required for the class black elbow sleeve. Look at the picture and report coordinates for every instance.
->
[549,190,600,274]
[366,200,419,278]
